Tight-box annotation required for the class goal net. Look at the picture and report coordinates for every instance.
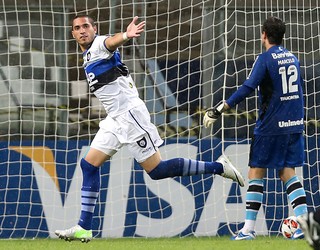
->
[0,0,319,238]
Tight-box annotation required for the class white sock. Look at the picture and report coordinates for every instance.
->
[241,219,256,233]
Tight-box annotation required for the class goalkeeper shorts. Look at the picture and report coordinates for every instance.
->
[248,133,304,169]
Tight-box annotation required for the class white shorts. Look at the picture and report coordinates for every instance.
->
[90,104,163,163]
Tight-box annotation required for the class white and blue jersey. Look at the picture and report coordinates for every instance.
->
[84,35,163,161]
[82,35,144,117]
[226,45,304,136]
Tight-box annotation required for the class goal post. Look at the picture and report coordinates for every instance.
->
[0,0,319,238]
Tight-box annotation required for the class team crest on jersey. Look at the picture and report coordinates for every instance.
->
[86,51,91,61]
[137,137,147,148]
[129,82,133,88]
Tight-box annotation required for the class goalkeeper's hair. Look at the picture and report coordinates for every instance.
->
[262,16,286,45]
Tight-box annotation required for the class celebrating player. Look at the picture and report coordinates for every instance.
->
[203,16,308,240]
[54,15,244,242]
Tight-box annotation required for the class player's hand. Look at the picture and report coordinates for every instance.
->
[203,101,225,128]
[126,16,145,39]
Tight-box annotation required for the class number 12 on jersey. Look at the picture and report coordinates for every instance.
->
[279,65,298,94]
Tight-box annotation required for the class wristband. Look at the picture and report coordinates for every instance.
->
[122,32,129,41]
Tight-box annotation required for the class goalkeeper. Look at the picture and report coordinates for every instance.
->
[204,16,307,240]
[55,15,244,242]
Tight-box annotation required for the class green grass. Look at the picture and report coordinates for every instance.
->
[0,236,311,250]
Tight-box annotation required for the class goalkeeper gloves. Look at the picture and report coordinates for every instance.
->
[203,101,225,128]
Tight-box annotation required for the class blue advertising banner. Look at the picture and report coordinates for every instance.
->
[0,138,318,238]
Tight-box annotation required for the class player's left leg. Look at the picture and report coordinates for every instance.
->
[280,167,308,239]
[128,105,244,186]
[280,133,308,239]
[138,150,244,187]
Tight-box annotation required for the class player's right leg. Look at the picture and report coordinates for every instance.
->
[231,166,266,240]
[54,155,99,242]
[55,124,117,242]
[231,178,263,240]
[55,149,107,242]
[55,225,92,243]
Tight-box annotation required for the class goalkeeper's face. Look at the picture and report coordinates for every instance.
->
[72,17,97,51]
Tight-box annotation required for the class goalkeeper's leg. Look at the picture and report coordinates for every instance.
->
[232,177,264,240]
[283,172,308,239]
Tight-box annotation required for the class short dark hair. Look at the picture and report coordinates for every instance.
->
[72,14,96,30]
[262,16,286,45]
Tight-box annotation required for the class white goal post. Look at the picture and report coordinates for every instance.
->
[0,0,319,238]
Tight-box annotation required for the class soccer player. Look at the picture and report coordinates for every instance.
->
[54,15,244,242]
[298,209,320,249]
[203,16,308,240]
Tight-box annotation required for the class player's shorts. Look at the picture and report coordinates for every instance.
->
[90,104,163,163]
[248,133,304,169]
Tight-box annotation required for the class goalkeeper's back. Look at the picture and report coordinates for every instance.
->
[244,45,304,136]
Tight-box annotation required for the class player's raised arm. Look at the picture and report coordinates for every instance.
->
[105,16,145,51]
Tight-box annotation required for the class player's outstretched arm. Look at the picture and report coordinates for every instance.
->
[125,16,145,39]
[203,101,229,128]
[105,16,145,51]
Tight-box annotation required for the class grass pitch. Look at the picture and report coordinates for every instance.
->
[0,236,310,250]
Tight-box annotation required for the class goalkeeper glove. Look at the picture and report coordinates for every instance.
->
[203,101,225,128]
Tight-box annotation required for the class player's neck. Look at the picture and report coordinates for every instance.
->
[79,44,90,52]
[264,41,274,51]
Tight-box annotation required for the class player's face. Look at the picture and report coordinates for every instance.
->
[72,17,97,51]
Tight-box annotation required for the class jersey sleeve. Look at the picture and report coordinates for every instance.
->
[226,54,267,108]
[243,54,267,89]
[98,35,114,57]
[226,84,255,108]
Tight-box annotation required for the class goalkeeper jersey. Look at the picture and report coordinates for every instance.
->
[82,35,144,117]
[226,45,304,136]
